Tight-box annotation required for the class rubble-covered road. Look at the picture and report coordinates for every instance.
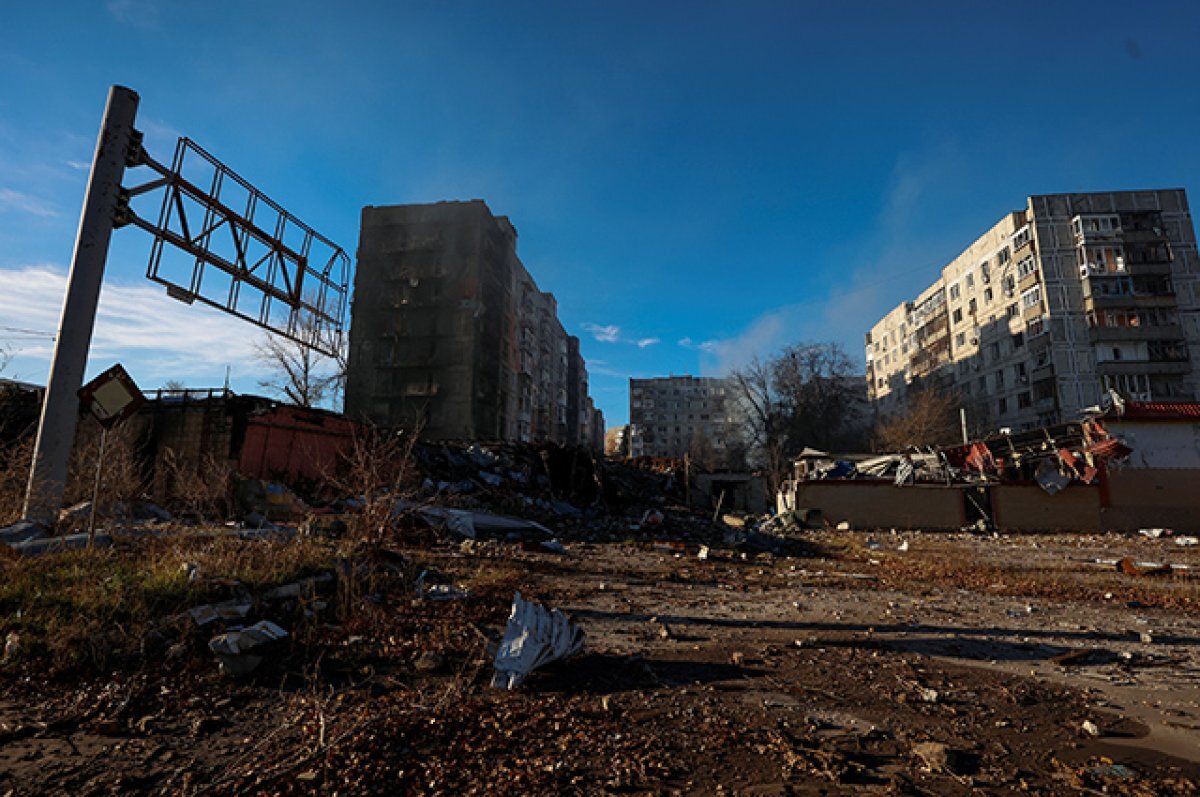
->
[2,529,1199,795]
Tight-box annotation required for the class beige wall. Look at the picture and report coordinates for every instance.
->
[787,468,1200,533]
[991,483,1101,532]
[1102,469,1200,532]
[792,482,964,530]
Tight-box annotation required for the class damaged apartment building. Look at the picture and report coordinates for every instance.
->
[867,189,1200,431]
[345,201,604,448]
[626,376,742,462]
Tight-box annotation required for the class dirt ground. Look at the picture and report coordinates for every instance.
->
[2,528,1199,795]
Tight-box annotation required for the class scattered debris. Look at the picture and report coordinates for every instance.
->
[1081,720,1102,737]
[188,601,253,627]
[912,741,959,773]
[208,621,289,677]
[490,592,585,689]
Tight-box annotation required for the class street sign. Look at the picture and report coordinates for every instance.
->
[77,363,145,429]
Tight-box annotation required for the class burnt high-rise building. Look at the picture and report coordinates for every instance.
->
[345,200,602,447]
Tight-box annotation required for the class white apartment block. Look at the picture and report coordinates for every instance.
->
[867,189,1200,432]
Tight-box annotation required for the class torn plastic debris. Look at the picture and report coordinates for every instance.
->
[491,591,585,689]
[208,620,288,677]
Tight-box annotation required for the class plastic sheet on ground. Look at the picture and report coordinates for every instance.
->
[491,591,585,689]
[396,501,553,539]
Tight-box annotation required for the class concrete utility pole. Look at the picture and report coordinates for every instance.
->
[24,85,139,525]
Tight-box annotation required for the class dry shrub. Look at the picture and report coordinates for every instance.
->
[59,420,149,527]
[0,435,34,525]
[158,448,234,521]
[327,425,421,546]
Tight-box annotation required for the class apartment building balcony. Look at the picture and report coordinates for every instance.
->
[1125,259,1173,276]
[1119,227,1170,244]
[1031,364,1055,383]
[1089,323,1183,342]
[1096,360,1190,376]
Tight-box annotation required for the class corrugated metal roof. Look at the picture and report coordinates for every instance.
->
[1119,401,1200,421]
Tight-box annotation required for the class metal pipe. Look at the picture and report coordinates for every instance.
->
[24,85,139,525]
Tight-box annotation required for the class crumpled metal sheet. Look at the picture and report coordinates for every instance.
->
[491,591,585,689]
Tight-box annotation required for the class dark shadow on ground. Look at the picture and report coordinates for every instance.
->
[564,608,1200,650]
[527,652,767,695]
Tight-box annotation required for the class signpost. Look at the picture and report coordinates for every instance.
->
[77,364,146,544]
[21,85,349,528]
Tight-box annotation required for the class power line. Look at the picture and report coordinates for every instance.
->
[0,325,55,340]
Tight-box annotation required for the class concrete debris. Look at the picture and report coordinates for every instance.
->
[188,601,253,627]
[1086,763,1138,780]
[414,651,446,672]
[424,583,470,600]
[911,741,958,773]
[1139,527,1174,538]
[491,591,585,690]
[0,519,49,545]
[9,532,112,556]
[208,620,288,677]
[263,572,335,601]
[1080,719,1102,737]
[1175,536,1199,546]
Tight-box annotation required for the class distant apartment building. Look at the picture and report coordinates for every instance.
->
[867,189,1200,432]
[628,376,740,460]
[345,200,603,447]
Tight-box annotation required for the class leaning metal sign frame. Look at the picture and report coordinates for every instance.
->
[117,136,348,357]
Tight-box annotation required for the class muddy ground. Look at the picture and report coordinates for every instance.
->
[2,529,1199,795]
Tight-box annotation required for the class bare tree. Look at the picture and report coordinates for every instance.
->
[873,384,964,451]
[730,355,789,496]
[730,341,865,495]
[254,310,346,409]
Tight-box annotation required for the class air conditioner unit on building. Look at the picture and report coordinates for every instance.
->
[1079,265,1091,278]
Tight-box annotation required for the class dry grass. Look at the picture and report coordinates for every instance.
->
[0,535,347,676]
[839,536,1200,612]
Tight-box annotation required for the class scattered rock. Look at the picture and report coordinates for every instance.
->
[912,741,958,773]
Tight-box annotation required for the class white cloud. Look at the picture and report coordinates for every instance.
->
[0,187,58,218]
[0,264,264,385]
[636,337,660,348]
[582,322,621,343]
[65,160,90,172]
[678,337,718,353]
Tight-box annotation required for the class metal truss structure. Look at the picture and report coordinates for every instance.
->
[117,136,348,357]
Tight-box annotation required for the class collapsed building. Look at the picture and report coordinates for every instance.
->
[779,396,1200,533]
[345,200,603,449]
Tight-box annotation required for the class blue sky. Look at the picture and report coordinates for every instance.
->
[2,1,1199,426]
